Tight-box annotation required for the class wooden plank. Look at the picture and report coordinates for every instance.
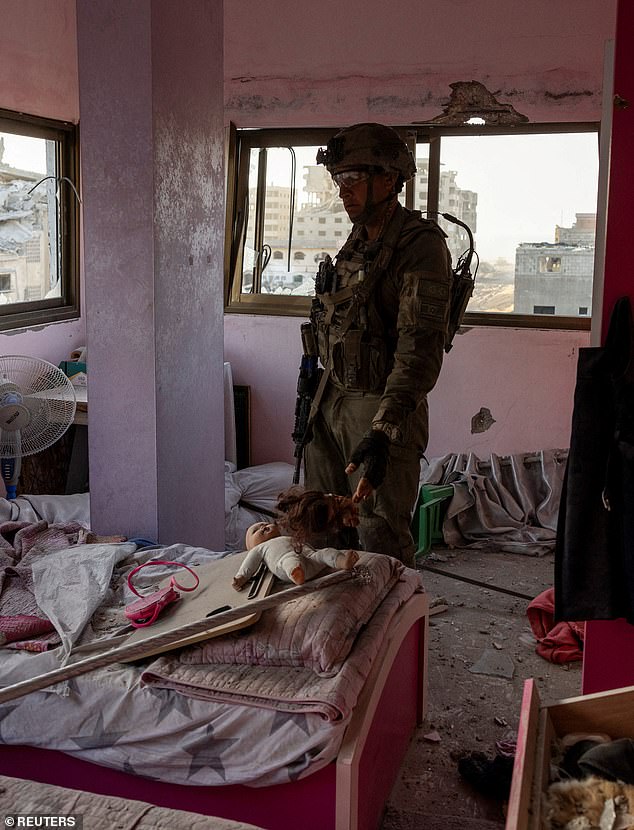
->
[527,709,554,830]
[505,679,541,830]
[546,684,634,737]
[124,551,275,659]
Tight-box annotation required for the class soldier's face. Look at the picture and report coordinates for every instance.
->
[335,170,397,222]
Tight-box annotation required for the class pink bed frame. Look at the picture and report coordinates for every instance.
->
[0,592,428,830]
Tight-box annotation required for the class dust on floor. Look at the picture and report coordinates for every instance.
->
[382,546,581,830]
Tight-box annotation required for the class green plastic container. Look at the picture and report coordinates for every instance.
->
[412,484,454,557]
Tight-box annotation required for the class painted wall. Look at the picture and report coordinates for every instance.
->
[582,0,634,694]
[2,0,226,547]
[224,317,589,464]
[0,0,85,362]
[1,0,79,122]
[225,0,615,126]
[224,0,615,465]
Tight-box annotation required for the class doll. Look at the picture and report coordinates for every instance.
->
[232,520,359,590]
[274,486,360,550]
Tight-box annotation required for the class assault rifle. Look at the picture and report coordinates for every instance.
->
[292,322,323,485]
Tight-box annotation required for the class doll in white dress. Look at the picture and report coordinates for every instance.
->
[232,520,359,590]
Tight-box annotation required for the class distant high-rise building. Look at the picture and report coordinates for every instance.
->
[249,158,478,294]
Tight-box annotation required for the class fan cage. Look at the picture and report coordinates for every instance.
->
[0,355,77,459]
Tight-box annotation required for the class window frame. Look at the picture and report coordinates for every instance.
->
[0,108,80,332]
[224,122,599,331]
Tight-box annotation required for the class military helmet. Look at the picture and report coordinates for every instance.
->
[316,123,416,181]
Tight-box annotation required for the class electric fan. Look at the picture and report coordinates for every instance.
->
[0,355,76,499]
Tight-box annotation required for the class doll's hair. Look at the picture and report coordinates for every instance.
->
[275,486,353,551]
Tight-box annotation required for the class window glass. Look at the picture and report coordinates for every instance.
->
[227,126,599,327]
[435,132,599,317]
[0,111,79,330]
[242,145,351,298]
[0,131,60,304]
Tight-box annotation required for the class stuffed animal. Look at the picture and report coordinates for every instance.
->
[232,521,359,590]
[542,775,634,829]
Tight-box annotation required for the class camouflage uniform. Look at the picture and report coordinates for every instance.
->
[305,200,452,566]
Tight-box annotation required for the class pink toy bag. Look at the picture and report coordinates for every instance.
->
[124,560,199,628]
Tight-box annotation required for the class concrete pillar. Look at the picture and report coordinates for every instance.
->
[76,0,225,548]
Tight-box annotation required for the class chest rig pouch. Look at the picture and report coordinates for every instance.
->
[311,210,406,393]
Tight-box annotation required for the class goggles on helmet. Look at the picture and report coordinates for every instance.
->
[332,170,370,189]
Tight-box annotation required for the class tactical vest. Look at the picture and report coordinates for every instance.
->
[310,209,408,393]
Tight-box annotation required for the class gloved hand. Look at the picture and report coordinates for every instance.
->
[345,429,390,494]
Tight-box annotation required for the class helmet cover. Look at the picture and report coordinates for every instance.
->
[316,123,416,181]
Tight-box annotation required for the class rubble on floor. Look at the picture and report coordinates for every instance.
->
[382,546,582,830]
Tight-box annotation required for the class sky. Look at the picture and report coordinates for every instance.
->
[258,132,600,263]
[0,132,47,174]
[438,132,599,262]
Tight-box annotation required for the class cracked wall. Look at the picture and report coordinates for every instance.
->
[225,0,616,126]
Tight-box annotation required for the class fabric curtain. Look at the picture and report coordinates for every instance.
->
[421,448,568,555]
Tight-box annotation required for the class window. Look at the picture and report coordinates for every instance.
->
[225,123,599,329]
[0,109,79,331]
[539,256,562,273]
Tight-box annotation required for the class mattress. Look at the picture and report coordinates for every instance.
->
[0,774,266,829]
[0,532,420,788]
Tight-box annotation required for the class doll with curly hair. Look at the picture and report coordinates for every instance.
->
[275,486,360,549]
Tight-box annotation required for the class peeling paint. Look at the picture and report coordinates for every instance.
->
[367,92,435,111]
[225,71,604,125]
[471,407,496,434]
[226,94,310,111]
[426,81,529,126]
[544,89,594,100]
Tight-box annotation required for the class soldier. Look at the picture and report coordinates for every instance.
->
[304,123,453,567]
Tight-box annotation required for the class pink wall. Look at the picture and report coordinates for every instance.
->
[582,0,634,695]
[1,0,79,122]
[224,0,614,465]
[225,0,615,127]
[224,317,589,465]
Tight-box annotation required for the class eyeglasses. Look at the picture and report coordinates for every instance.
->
[332,170,370,189]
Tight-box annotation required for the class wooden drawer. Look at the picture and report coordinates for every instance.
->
[506,678,634,829]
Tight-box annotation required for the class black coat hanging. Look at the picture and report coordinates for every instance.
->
[555,296,634,623]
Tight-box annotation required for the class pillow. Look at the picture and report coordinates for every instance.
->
[178,552,404,677]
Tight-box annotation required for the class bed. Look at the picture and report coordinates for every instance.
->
[0,497,428,830]
[0,774,267,830]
